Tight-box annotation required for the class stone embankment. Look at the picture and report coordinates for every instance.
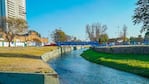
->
[41,46,73,62]
[93,45,149,54]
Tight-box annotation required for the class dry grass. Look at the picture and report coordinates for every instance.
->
[0,46,57,73]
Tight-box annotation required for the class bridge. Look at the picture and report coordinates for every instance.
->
[56,41,99,46]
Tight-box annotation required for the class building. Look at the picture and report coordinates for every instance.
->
[0,30,48,47]
[0,0,48,47]
[0,0,26,31]
[14,31,48,46]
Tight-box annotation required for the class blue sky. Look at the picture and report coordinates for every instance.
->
[26,0,142,40]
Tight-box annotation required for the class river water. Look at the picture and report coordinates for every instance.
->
[48,49,149,84]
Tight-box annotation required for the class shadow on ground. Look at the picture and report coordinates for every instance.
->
[0,53,41,59]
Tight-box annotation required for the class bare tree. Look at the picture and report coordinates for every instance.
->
[122,25,127,42]
[86,23,107,41]
[86,24,93,41]
[118,25,128,43]
[5,17,28,47]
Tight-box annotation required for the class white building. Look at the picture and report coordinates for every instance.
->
[0,0,26,31]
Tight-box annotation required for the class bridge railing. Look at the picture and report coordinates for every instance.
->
[56,41,99,46]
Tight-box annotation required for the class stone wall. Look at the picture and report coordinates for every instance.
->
[41,46,73,62]
[92,45,149,54]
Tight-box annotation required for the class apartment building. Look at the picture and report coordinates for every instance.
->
[0,0,26,31]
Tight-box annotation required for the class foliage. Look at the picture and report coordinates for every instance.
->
[81,49,149,78]
[0,16,6,30]
[99,34,109,43]
[144,31,149,41]
[5,17,28,47]
[133,0,149,33]
[130,35,144,42]
[86,23,108,41]
[6,17,28,33]
[28,30,41,37]
[51,29,67,42]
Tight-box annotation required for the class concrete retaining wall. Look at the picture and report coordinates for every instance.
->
[0,72,44,84]
[41,49,61,62]
[0,72,59,84]
[92,45,149,54]
[41,46,73,62]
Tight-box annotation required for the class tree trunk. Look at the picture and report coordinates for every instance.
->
[8,41,11,47]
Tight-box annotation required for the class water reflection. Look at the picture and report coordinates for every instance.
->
[48,49,149,84]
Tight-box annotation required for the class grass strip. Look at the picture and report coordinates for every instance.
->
[81,49,149,78]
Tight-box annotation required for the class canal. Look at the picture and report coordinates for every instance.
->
[48,49,149,84]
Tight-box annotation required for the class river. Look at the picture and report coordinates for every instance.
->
[48,49,149,84]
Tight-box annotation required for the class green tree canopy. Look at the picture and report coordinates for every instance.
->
[51,29,67,42]
[28,30,41,37]
[133,0,149,33]
[130,35,144,42]
[99,34,109,43]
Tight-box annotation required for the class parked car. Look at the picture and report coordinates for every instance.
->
[44,43,57,46]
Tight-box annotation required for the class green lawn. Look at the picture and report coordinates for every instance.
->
[81,49,149,78]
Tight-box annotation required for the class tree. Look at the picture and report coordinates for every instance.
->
[122,25,127,42]
[51,29,67,42]
[130,35,144,44]
[0,16,5,31]
[28,30,41,37]
[99,34,109,43]
[86,23,107,41]
[5,17,28,47]
[133,0,149,33]
[118,25,128,43]
[144,32,149,41]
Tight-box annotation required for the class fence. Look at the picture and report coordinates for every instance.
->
[0,41,45,47]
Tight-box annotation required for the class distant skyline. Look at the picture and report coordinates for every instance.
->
[26,0,142,40]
